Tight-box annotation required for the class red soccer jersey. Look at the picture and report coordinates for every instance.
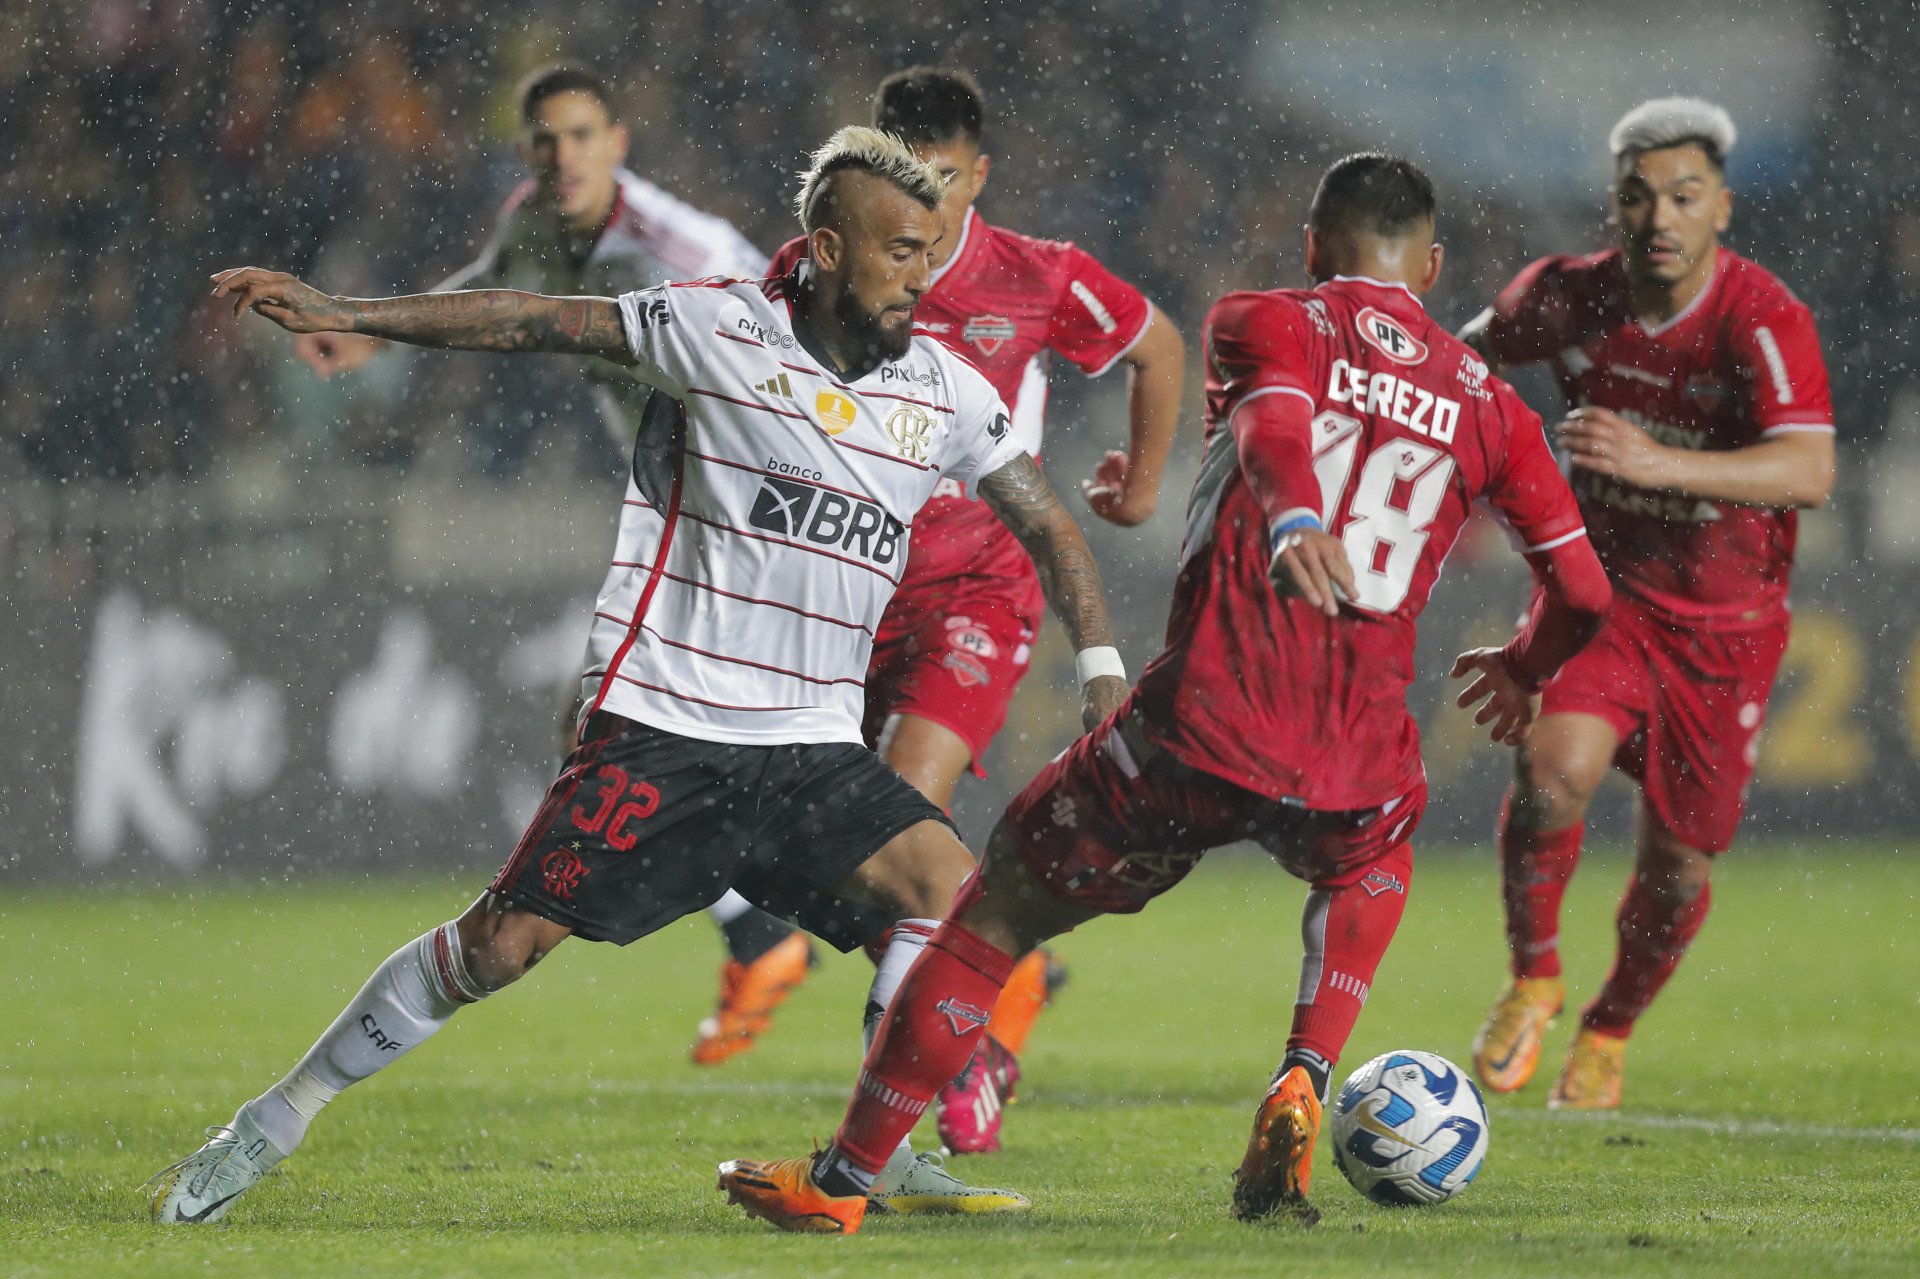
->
[1132,276,1586,810]
[1481,247,1834,625]
[769,209,1152,608]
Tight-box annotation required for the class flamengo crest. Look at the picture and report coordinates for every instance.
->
[886,404,935,462]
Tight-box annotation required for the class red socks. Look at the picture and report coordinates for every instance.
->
[1583,879,1711,1038]
[1498,791,1584,980]
[1288,842,1413,1064]
[833,920,1015,1173]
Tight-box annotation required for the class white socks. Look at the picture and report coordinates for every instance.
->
[242,922,487,1154]
[865,918,938,1161]
[865,919,937,1050]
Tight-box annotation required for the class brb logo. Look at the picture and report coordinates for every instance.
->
[750,476,905,565]
[1355,307,1428,365]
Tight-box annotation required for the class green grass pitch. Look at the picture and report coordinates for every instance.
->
[4,843,1916,1277]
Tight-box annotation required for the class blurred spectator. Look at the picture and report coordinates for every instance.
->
[0,0,1886,493]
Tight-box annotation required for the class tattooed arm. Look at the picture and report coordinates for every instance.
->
[211,267,636,364]
[978,452,1129,731]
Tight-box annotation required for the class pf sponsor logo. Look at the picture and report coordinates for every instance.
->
[1355,306,1428,365]
[963,314,1016,356]
[945,615,998,660]
[935,997,992,1035]
[815,388,858,435]
[885,403,935,462]
[749,476,906,565]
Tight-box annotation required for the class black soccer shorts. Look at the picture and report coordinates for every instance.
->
[490,711,951,949]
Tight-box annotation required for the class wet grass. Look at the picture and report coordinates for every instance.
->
[4,842,1917,1277]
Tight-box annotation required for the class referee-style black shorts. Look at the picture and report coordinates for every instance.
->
[490,712,951,950]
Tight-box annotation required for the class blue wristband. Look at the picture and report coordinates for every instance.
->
[1271,513,1322,552]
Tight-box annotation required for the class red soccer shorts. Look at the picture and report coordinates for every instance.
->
[994,708,1426,915]
[861,587,1038,771]
[1540,591,1790,853]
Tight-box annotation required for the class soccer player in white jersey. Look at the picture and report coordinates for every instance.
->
[151,127,1129,1227]
[298,65,820,1064]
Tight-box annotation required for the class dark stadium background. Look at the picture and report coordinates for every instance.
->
[3,0,1916,882]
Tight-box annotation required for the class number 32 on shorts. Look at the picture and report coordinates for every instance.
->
[1311,409,1456,614]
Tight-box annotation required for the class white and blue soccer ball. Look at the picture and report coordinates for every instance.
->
[1329,1050,1489,1205]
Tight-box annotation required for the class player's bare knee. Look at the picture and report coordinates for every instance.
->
[845,819,974,921]
[1513,746,1599,830]
[964,822,1091,955]
[1635,835,1713,906]
[455,896,566,991]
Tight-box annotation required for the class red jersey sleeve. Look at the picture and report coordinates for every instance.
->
[1205,290,1318,408]
[1046,244,1153,376]
[767,235,807,278]
[1483,395,1586,552]
[1481,255,1581,367]
[1731,296,1835,434]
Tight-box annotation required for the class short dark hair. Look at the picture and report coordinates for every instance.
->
[1308,153,1437,240]
[517,64,615,125]
[872,66,985,146]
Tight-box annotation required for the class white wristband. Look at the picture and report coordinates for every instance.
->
[1074,645,1126,685]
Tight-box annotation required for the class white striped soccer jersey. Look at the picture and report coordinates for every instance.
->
[581,264,1024,745]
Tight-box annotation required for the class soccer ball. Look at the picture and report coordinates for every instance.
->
[1329,1050,1489,1205]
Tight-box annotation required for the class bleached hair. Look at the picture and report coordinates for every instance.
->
[1608,97,1737,166]
[793,126,947,231]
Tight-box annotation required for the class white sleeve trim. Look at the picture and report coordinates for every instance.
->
[1084,302,1158,378]
[1525,527,1588,553]
[1272,506,1320,529]
[1760,423,1835,436]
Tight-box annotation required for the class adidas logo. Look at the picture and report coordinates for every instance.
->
[753,372,795,399]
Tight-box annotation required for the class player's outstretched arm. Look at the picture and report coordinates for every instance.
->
[979,453,1128,730]
[210,268,636,364]
[1450,537,1611,745]
[1083,305,1186,527]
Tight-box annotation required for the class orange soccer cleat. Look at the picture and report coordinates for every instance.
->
[1548,1027,1628,1110]
[717,1155,868,1235]
[691,931,815,1066]
[1231,1065,1323,1225]
[1471,975,1565,1094]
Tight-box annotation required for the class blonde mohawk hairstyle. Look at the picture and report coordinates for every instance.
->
[1608,97,1737,167]
[794,126,947,231]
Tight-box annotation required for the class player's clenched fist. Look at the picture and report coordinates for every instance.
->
[1448,647,1541,746]
[1268,527,1355,618]
[1080,673,1130,734]
[1080,449,1158,527]
[210,268,355,335]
